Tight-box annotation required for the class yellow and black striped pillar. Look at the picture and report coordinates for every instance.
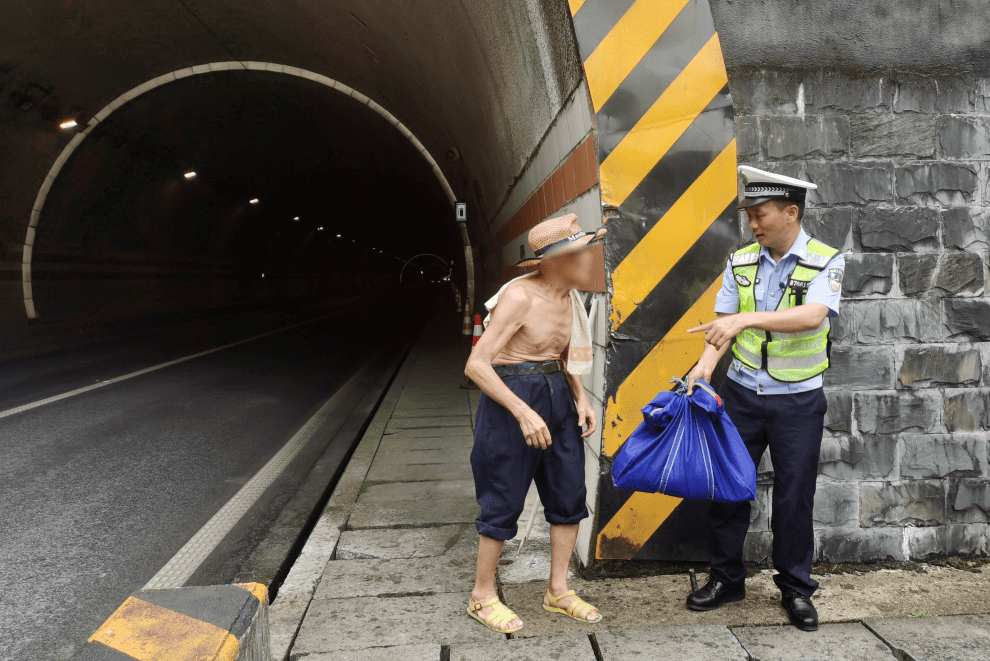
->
[568,0,739,561]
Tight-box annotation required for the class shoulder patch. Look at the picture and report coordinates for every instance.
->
[828,267,843,292]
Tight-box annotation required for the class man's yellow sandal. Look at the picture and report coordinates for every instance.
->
[543,589,602,622]
[467,597,524,633]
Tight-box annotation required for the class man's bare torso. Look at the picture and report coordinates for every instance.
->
[492,276,572,365]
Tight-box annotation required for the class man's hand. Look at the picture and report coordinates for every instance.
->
[685,360,715,396]
[516,407,552,449]
[687,314,747,350]
[576,399,597,438]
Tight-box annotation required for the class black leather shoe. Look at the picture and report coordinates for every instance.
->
[782,589,819,631]
[686,577,745,611]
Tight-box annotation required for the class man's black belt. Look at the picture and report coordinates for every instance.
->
[492,360,565,378]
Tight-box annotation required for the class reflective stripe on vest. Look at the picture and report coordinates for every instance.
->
[730,239,839,382]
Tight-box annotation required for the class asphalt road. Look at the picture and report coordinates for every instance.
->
[0,299,411,660]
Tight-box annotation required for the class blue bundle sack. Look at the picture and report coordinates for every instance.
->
[611,378,756,502]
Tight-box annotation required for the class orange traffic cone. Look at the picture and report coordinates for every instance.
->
[472,314,483,346]
[461,298,472,337]
[460,313,482,390]
[456,296,462,313]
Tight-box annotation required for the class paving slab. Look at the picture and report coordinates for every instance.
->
[291,593,494,654]
[377,436,475,452]
[392,400,469,418]
[864,615,990,661]
[497,537,574,585]
[450,633,596,660]
[358,480,476,503]
[314,557,475,599]
[336,524,478,560]
[348,496,480,529]
[733,622,898,660]
[296,644,441,661]
[596,625,749,660]
[383,427,476,438]
[386,416,472,430]
[369,447,473,467]
[364,460,473,482]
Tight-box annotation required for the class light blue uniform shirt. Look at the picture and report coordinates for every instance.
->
[714,229,844,395]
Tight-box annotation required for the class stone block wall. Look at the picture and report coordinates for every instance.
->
[731,69,990,563]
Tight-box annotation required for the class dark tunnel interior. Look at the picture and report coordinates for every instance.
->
[33,70,460,320]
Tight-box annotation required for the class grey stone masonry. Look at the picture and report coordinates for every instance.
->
[731,67,990,563]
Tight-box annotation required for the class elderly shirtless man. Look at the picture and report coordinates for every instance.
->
[464,214,604,633]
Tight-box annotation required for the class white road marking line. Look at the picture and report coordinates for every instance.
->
[0,311,341,421]
[144,362,368,589]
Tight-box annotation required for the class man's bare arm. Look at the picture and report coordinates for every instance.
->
[465,285,553,448]
[562,344,597,438]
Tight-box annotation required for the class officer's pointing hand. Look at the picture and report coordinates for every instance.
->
[687,315,744,349]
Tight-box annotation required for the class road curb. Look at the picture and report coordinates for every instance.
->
[267,337,424,661]
[70,583,269,661]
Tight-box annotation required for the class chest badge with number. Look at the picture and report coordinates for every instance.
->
[734,273,751,287]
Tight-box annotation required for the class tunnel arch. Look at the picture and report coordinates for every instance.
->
[20,61,471,320]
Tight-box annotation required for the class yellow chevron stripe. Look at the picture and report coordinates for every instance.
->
[89,596,237,660]
[609,140,737,329]
[604,278,722,457]
[599,32,728,207]
[568,0,587,15]
[584,0,691,111]
[597,492,682,559]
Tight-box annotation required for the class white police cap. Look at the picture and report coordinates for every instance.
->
[737,165,817,209]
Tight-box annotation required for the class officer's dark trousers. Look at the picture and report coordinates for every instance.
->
[707,378,827,597]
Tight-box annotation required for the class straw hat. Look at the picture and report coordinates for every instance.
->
[514,213,607,267]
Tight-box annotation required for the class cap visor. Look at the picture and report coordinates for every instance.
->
[737,196,775,210]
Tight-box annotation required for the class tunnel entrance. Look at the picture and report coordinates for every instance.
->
[26,68,462,321]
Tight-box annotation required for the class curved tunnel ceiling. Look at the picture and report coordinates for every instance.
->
[0,0,583,321]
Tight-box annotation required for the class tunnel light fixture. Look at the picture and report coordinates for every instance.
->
[59,119,78,130]
[293,216,300,221]
[317,227,325,231]
[184,171,197,179]
[249,198,260,205]
[336,234,341,238]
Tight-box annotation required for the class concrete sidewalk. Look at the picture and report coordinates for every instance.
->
[276,317,990,661]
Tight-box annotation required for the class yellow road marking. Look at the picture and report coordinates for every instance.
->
[599,32,728,207]
[236,582,268,605]
[604,279,722,456]
[89,597,237,661]
[568,0,587,16]
[584,0,691,111]
[609,140,737,330]
[596,491,682,559]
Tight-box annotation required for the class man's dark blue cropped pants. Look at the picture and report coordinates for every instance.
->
[471,369,588,541]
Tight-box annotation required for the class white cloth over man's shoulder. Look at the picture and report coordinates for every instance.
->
[482,273,594,375]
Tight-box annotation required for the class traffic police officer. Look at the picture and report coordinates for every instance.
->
[684,165,844,632]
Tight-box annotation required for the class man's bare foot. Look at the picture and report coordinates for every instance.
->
[544,587,601,622]
[468,592,524,632]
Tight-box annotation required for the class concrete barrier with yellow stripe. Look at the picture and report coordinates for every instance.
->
[569,0,740,561]
[71,583,268,661]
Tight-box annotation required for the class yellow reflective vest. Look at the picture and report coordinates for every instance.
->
[730,239,839,382]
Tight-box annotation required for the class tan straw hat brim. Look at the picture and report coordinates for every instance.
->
[515,227,607,268]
